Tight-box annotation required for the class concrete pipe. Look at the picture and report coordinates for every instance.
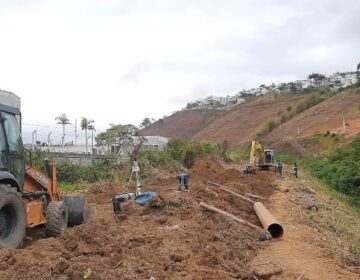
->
[253,202,283,238]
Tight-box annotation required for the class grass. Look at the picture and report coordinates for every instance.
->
[276,153,300,165]
[227,146,249,161]
[301,171,360,264]
[249,94,278,106]
[60,182,84,192]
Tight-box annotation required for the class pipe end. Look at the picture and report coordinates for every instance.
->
[268,223,284,238]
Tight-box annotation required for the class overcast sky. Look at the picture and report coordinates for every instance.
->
[0,0,359,143]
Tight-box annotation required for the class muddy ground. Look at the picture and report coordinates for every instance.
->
[0,160,277,280]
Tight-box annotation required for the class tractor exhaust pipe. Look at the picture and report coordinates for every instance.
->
[253,202,283,238]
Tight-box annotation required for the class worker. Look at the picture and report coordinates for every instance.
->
[293,162,298,178]
[129,161,142,196]
[277,161,283,178]
[176,174,190,192]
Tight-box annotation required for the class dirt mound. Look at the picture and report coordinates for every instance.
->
[190,159,223,178]
[85,183,125,204]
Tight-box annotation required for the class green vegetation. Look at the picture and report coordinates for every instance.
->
[295,93,326,114]
[56,161,117,184]
[165,139,220,168]
[308,134,360,210]
[28,138,246,186]
[60,182,83,192]
[139,139,248,174]
[276,153,300,165]
[227,146,249,161]
[26,150,120,186]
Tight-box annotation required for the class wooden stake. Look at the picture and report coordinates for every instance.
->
[207,181,256,204]
[199,202,262,231]
[246,192,266,200]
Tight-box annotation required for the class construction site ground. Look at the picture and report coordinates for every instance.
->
[1,160,360,280]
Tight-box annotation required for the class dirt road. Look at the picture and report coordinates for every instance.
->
[250,172,360,279]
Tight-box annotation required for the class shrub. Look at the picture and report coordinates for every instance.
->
[201,141,220,155]
[166,138,223,167]
[56,162,115,183]
[308,134,360,210]
[228,146,249,161]
[268,120,277,132]
[280,113,289,124]
[295,93,326,114]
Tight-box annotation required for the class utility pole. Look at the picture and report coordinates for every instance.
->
[297,127,300,137]
[47,132,52,146]
[47,132,52,152]
[32,130,37,151]
[91,130,94,154]
[74,118,78,145]
[342,116,346,132]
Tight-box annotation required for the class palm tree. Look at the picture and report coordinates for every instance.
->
[88,124,96,153]
[55,113,71,149]
[81,117,94,154]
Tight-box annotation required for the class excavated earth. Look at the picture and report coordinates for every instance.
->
[2,159,359,279]
[0,160,277,280]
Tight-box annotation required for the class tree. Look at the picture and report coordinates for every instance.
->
[139,117,153,128]
[81,118,94,154]
[308,73,326,81]
[288,82,297,92]
[96,124,144,163]
[55,113,71,149]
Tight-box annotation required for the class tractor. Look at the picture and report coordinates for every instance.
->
[0,89,89,248]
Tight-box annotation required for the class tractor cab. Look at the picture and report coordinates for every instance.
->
[0,90,25,191]
[263,149,275,166]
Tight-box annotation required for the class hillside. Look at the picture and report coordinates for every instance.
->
[265,91,360,141]
[141,109,226,139]
[142,91,360,149]
[192,94,307,144]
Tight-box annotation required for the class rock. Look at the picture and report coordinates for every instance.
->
[259,230,272,241]
[170,254,185,263]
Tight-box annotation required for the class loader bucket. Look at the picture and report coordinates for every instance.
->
[62,195,91,226]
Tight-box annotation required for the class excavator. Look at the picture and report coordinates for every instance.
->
[244,140,276,174]
[0,90,90,248]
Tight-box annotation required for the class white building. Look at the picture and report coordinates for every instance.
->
[328,72,358,89]
[108,135,169,156]
[225,95,244,106]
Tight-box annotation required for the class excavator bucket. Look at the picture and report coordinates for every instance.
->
[62,195,92,226]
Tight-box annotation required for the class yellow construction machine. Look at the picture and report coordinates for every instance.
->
[244,140,275,174]
[0,90,89,248]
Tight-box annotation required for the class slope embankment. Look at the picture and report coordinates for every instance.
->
[265,91,360,142]
[192,94,307,144]
[141,91,360,151]
[141,109,226,139]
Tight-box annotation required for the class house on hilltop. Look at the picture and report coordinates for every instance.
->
[328,72,358,90]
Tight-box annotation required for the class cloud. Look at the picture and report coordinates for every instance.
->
[0,0,359,143]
